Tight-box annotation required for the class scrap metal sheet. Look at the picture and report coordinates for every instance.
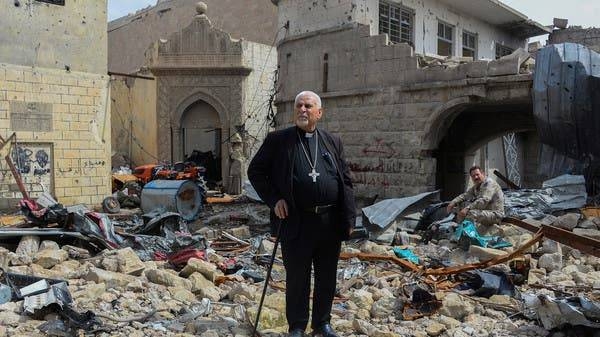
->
[504,174,586,219]
[523,294,600,330]
[533,43,600,160]
[362,191,439,229]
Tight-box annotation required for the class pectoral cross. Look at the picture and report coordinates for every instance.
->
[308,168,320,183]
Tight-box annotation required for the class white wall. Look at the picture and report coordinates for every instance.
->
[276,0,372,36]
[242,41,277,145]
[241,41,278,168]
[277,0,526,60]
[383,0,525,59]
[1,0,107,74]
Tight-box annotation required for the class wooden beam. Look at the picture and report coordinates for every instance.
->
[505,217,600,258]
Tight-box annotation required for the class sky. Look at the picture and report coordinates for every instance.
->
[108,0,155,21]
[107,0,600,42]
[501,0,599,28]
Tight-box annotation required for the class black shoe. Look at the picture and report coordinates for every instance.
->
[312,323,339,337]
[288,328,305,337]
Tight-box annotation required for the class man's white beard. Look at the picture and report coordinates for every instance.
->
[295,118,308,128]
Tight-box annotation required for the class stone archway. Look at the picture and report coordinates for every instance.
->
[179,99,223,184]
[433,101,537,200]
[422,96,480,151]
[171,90,231,186]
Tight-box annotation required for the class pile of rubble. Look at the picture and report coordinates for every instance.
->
[417,47,536,76]
[0,182,599,337]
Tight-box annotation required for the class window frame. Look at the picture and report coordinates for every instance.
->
[437,20,455,57]
[36,0,65,5]
[462,30,477,59]
[495,43,514,59]
[379,1,415,46]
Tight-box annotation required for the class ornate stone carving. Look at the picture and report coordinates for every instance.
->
[155,75,245,170]
[152,8,252,191]
[154,10,244,71]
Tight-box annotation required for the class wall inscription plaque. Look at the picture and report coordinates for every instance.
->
[10,101,53,132]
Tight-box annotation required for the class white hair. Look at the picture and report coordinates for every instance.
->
[294,91,322,108]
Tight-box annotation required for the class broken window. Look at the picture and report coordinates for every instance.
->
[379,1,414,46]
[35,0,65,5]
[437,21,454,57]
[462,31,477,59]
[495,43,514,59]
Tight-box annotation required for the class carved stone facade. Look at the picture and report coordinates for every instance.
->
[130,8,277,193]
[154,75,245,179]
[108,2,278,185]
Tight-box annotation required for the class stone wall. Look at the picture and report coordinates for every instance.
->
[110,76,158,167]
[273,25,535,199]
[0,64,110,208]
[549,28,600,53]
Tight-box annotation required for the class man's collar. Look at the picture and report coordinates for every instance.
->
[296,126,318,138]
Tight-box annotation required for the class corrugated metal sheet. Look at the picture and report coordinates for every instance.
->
[362,190,440,229]
[533,43,600,160]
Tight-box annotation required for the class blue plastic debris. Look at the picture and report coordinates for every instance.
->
[393,247,419,264]
[453,220,512,249]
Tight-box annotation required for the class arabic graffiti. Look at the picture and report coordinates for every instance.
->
[1,143,54,198]
[12,146,51,176]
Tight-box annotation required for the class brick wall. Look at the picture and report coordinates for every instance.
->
[0,63,110,209]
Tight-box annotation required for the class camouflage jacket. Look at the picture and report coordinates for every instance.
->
[451,177,504,213]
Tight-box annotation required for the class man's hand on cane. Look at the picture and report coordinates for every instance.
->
[274,199,288,219]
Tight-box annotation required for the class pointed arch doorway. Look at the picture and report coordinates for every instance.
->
[180,100,222,184]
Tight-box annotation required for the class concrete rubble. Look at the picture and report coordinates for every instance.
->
[0,191,599,337]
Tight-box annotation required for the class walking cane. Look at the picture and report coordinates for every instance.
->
[252,218,282,337]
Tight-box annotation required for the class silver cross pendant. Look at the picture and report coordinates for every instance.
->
[308,168,320,183]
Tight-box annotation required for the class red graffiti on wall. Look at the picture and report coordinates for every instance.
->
[362,138,395,158]
[350,171,390,187]
[347,161,384,173]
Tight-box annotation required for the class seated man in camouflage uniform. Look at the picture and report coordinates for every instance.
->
[446,166,505,226]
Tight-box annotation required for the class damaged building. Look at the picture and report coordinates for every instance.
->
[0,0,111,208]
[549,23,600,54]
[107,0,278,194]
[271,0,551,201]
[1,2,600,337]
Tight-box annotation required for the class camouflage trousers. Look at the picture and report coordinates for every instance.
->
[466,209,504,226]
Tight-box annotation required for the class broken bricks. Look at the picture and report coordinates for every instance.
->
[0,189,599,336]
